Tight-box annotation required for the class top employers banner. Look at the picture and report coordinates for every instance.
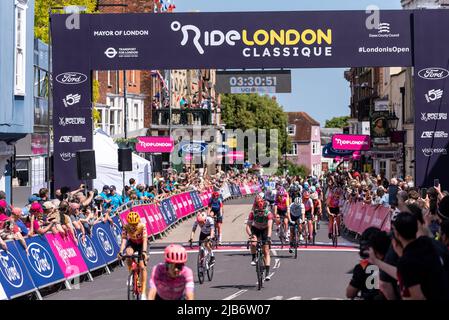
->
[413,11,449,188]
[51,11,412,71]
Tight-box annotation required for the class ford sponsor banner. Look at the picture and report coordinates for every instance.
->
[75,231,107,271]
[0,282,6,300]
[191,191,203,211]
[160,199,176,226]
[179,141,208,155]
[414,11,449,188]
[331,134,371,151]
[16,236,65,289]
[45,233,89,279]
[92,223,120,264]
[111,216,123,247]
[0,242,37,299]
[136,136,174,153]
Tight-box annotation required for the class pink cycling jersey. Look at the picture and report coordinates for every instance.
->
[275,196,288,210]
[149,263,194,300]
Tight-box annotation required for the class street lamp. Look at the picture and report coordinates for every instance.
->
[387,111,399,130]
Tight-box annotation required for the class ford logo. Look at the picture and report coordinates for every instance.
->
[55,72,88,85]
[27,243,55,278]
[418,68,449,80]
[182,143,206,154]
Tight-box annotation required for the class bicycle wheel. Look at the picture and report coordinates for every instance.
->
[312,221,317,246]
[197,250,205,284]
[303,223,308,248]
[332,221,338,247]
[293,226,298,259]
[127,272,140,300]
[207,254,214,281]
[278,224,284,248]
[256,251,264,290]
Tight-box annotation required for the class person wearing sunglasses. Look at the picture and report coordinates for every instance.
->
[147,244,194,300]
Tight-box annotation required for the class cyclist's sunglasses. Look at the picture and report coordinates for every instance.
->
[169,263,184,270]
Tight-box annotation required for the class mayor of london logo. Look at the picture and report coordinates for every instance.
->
[27,243,55,279]
[104,47,118,58]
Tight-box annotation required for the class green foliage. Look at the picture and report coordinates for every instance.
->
[92,79,101,125]
[35,0,97,43]
[221,94,290,161]
[114,138,138,151]
[276,160,309,177]
[324,116,350,129]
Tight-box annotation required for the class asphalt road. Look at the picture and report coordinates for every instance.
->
[45,196,359,300]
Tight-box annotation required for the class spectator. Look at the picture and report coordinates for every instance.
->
[393,212,449,300]
[39,188,50,202]
[56,201,78,242]
[28,203,54,236]
[10,207,29,237]
[69,202,87,239]
[0,192,12,217]
[129,178,137,190]
[99,185,112,208]
[108,185,123,212]
[0,218,28,254]
[346,227,385,300]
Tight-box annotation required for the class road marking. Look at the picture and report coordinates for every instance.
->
[273,259,281,269]
[287,296,302,300]
[311,297,344,300]
[148,247,358,255]
[271,249,278,257]
[223,290,248,300]
[267,296,283,300]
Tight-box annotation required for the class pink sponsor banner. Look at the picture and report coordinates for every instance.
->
[141,205,161,235]
[357,205,377,234]
[176,194,190,218]
[332,134,371,151]
[343,203,357,230]
[352,203,368,234]
[381,212,392,233]
[370,206,390,230]
[136,136,174,153]
[184,193,194,214]
[132,206,154,235]
[170,195,183,219]
[150,204,167,232]
[45,233,89,278]
[346,202,363,232]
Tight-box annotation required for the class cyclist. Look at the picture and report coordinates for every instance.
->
[274,187,290,241]
[207,191,224,245]
[287,196,305,253]
[147,244,194,300]
[302,191,314,242]
[311,189,322,230]
[189,212,215,265]
[327,186,342,239]
[118,211,148,299]
[246,197,273,281]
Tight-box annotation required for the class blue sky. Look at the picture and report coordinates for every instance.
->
[174,0,402,126]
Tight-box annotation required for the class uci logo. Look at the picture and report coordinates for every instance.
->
[27,243,54,278]
[78,234,98,263]
[0,251,24,288]
[96,228,114,257]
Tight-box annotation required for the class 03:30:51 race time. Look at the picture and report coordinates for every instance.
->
[229,76,277,86]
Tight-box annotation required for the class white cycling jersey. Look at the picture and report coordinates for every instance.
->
[192,216,215,234]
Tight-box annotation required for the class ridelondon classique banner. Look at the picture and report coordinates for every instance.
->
[50,10,448,189]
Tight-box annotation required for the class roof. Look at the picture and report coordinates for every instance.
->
[286,112,320,142]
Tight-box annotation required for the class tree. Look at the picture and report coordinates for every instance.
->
[35,0,97,43]
[276,161,309,177]
[324,116,350,129]
[221,94,291,164]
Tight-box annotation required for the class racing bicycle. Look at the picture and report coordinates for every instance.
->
[247,238,271,290]
[190,238,215,284]
[121,252,145,300]
[329,213,339,247]
[289,221,300,259]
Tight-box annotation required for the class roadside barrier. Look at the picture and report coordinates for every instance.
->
[341,201,391,237]
[0,183,260,300]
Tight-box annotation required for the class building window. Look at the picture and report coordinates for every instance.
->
[288,143,298,156]
[312,142,320,155]
[287,124,295,135]
[14,1,28,95]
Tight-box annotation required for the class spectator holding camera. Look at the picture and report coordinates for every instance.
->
[28,203,54,237]
[10,207,29,237]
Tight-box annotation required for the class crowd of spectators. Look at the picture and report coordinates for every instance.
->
[325,169,449,300]
[0,167,260,252]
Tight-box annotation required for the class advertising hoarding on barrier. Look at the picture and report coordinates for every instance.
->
[184,193,195,215]
[160,199,175,226]
[370,206,390,230]
[139,206,158,236]
[75,231,107,271]
[16,236,65,289]
[136,136,174,153]
[332,134,371,151]
[0,282,6,300]
[91,223,120,264]
[45,233,89,279]
[0,242,37,299]
[358,205,377,234]
[190,192,202,212]
[151,204,168,232]
[169,195,181,219]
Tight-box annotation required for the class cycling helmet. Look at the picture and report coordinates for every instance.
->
[255,197,265,210]
[278,187,286,196]
[212,191,220,198]
[258,192,265,199]
[310,186,316,193]
[196,212,207,224]
[294,197,302,205]
[303,191,310,199]
[126,211,140,225]
[164,244,188,264]
[311,192,318,200]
